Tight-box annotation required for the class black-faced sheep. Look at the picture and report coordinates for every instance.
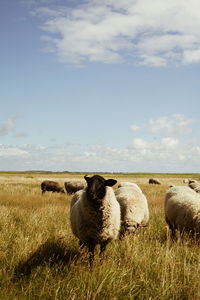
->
[165,186,200,239]
[41,180,65,194]
[70,174,120,264]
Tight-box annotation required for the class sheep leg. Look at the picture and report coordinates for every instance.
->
[99,240,109,261]
[79,240,84,248]
[88,242,95,266]
[165,217,176,240]
[168,223,176,240]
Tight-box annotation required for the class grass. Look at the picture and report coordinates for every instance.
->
[0,172,200,299]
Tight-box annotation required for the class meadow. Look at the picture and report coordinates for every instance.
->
[0,171,200,300]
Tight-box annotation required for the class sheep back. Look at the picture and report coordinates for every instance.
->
[149,178,161,184]
[115,185,149,234]
[41,180,65,194]
[189,181,200,193]
[165,186,200,234]
[118,182,142,193]
[64,180,86,194]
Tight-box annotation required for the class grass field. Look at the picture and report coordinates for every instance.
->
[0,172,200,300]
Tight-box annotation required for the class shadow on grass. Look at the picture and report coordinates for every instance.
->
[12,237,79,282]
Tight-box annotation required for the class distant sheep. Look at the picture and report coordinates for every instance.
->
[115,183,149,236]
[64,180,86,194]
[188,181,200,193]
[70,174,120,264]
[149,178,161,185]
[188,179,198,184]
[165,186,200,238]
[41,180,65,194]
[183,179,189,184]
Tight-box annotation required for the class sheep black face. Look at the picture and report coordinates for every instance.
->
[84,175,117,204]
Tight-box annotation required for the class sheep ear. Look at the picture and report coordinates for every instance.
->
[105,179,117,187]
[84,175,91,184]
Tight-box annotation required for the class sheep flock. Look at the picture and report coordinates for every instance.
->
[40,175,200,264]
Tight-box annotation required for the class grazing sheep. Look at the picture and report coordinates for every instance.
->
[41,180,65,194]
[149,178,161,185]
[70,174,120,264]
[64,180,86,194]
[165,186,200,239]
[188,179,198,184]
[188,181,200,193]
[183,179,189,184]
[118,182,141,192]
[115,184,149,236]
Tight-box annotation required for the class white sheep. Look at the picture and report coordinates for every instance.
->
[70,175,120,264]
[165,186,200,239]
[115,184,149,236]
[64,180,86,194]
[118,181,142,193]
[183,179,189,184]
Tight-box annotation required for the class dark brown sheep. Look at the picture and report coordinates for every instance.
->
[64,180,86,194]
[41,180,65,194]
[149,178,161,185]
[188,180,200,193]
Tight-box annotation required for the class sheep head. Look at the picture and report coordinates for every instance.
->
[84,174,117,203]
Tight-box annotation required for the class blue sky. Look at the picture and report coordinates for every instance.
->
[1,0,200,172]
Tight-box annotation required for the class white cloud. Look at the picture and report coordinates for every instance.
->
[0,144,29,158]
[130,114,195,138]
[148,114,194,137]
[0,114,199,172]
[128,137,179,159]
[1,135,200,173]
[160,137,179,149]
[0,117,16,136]
[131,138,149,150]
[183,48,200,64]
[139,55,167,67]
[130,125,141,132]
[31,0,200,66]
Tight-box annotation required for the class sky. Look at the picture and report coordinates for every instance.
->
[1,0,200,173]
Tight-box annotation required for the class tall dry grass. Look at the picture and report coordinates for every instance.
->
[0,172,200,299]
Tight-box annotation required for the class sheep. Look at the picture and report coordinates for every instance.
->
[115,184,149,236]
[164,186,200,239]
[149,178,161,184]
[70,174,120,264]
[183,179,189,184]
[118,181,142,193]
[70,189,82,209]
[41,180,65,194]
[188,179,198,184]
[188,181,200,193]
[64,180,86,194]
